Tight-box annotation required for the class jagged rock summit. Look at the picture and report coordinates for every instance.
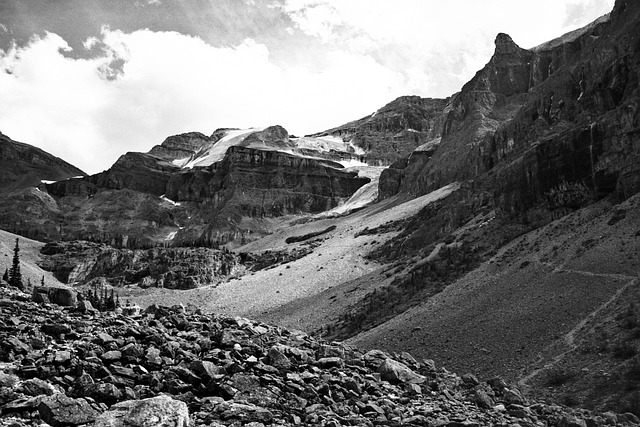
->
[0,285,636,427]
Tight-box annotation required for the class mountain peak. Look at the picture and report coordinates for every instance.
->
[494,33,522,55]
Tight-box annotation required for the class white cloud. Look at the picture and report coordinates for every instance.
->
[0,28,419,173]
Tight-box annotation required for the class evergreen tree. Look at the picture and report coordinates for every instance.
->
[41,275,45,286]
[2,268,7,283]
[8,238,23,290]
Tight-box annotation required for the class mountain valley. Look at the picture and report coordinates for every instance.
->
[1,0,640,423]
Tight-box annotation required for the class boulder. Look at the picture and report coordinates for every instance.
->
[94,394,189,427]
[379,358,426,384]
[37,394,101,426]
[33,285,77,307]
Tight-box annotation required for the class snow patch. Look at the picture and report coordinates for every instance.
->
[337,159,368,168]
[182,128,264,169]
[165,231,178,241]
[293,135,366,157]
[40,179,57,184]
[160,195,181,206]
[319,166,386,216]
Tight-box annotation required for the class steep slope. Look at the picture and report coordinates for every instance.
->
[0,229,64,287]
[382,0,640,219]
[0,132,85,194]
[348,191,640,415]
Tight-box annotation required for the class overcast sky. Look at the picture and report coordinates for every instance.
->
[0,0,615,174]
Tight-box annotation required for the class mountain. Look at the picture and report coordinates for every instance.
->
[104,0,640,415]
[381,3,640,215]
[0,132,85,194]
[310,95,452,166]
[1,0,640,418]
[0,125,373,247]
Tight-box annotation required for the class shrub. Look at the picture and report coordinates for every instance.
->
[547,368,577,386]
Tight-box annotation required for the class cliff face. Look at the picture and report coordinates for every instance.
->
[313,96,451,165]
[167,146,367,213]
[0,132,85,194]
[47,152,180,198]
[380,2,640,224]
[38,241,240,289]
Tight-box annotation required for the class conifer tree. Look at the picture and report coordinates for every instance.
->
[2,268,7,283]
[8,238,23,290]
[41,275,45,286]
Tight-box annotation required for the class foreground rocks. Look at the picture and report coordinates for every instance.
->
[0,286,636,426]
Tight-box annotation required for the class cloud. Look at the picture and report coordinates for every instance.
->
[563,0,614,27]
[0,27,416,173]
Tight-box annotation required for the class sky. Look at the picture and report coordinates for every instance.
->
[0,0,615,174]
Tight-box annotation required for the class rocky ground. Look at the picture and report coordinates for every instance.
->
[2,285,636,427]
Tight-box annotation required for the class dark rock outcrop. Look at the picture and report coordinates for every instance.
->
[38,240,240,289]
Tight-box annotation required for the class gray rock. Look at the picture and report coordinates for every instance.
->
[18,378,57,396]
[558,415,588,427]
[379,358,426,384]
[38,394,101,426]
[94,394,189,427]
[267,346,291,370]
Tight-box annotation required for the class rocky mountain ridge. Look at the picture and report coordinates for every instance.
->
[0,285,636,427]
[311,96,452,166]
[0,126,374,248]
[0,132,85,195]
[380,0,640,222]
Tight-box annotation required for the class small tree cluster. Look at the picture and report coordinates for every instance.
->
[79,283,120,312]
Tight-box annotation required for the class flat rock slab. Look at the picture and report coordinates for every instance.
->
[38,393,101,426]
[94,394,189,427]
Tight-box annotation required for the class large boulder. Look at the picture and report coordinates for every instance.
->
[37,394,101,426]
[33,285,77,307]
[94,394,189,427]
[378,358,426,384]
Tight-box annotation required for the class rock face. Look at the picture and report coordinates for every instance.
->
[166,146,368,216]
[379,2,640,223]
[38,240,240,289]
[312,95,451,165]
[0,132,85,194]
[1,126,370,248]
[0,285,628,427]
[148,132,212,161]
